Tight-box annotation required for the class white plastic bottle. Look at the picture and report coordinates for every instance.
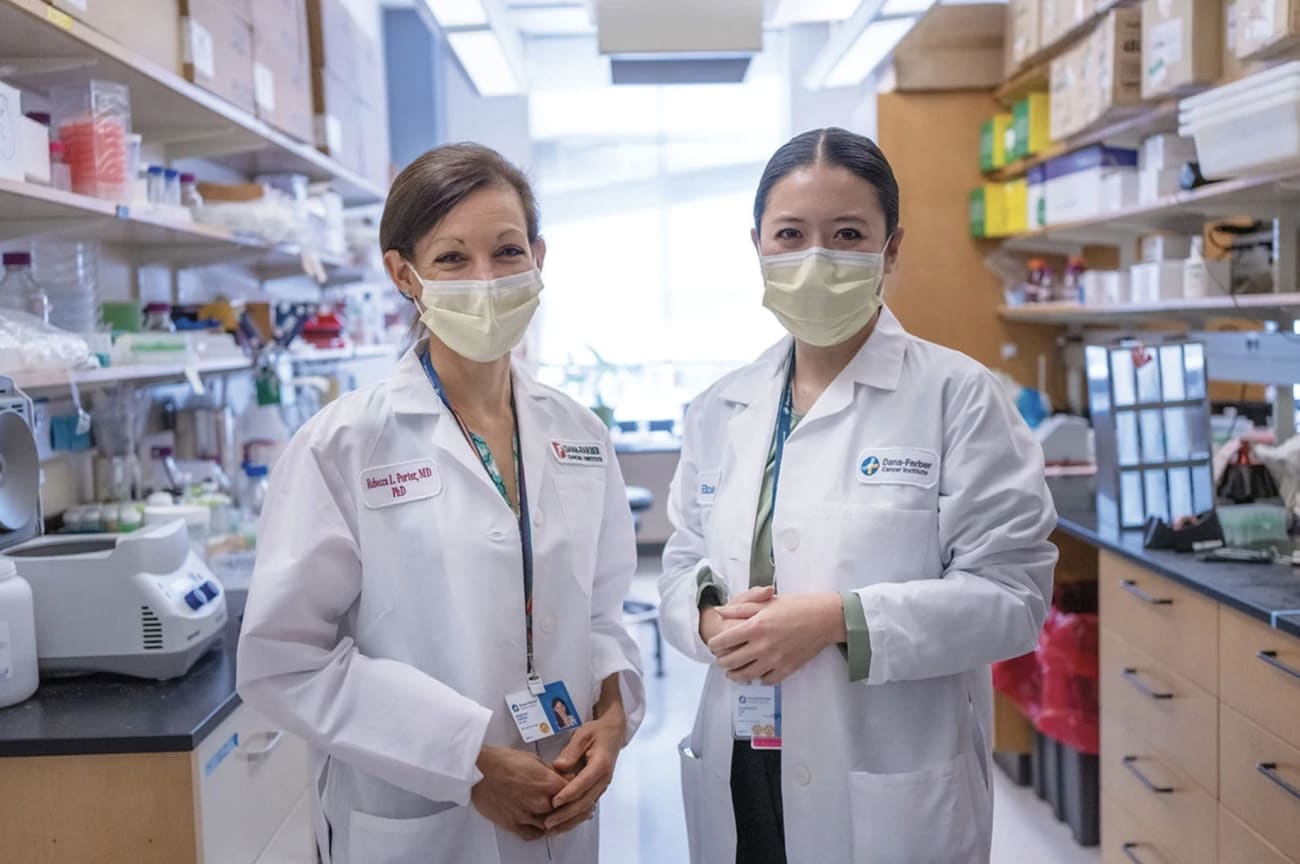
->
[0,559,39,709]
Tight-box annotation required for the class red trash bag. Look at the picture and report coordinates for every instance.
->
[992,650,1041,721]
[1034,607,1100,755]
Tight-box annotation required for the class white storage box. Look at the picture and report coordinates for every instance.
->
[21,117,50,185]
[1027,165,1048,229]
[1140,168,1184,203]
[1082,270,1131,305]
[1044,147,1140,225]
[0,81,23,182]
[1184,256,1232,296]
[1101,172,1139,212]
[1179,62,1300,177]
[1141,233,1195,261]
[1141,133,1198,171]
[1130,260,1186,301]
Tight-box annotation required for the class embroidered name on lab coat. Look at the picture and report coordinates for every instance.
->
[359,459,441,508]
[856,448,939,489]
[697,471,720,504]
[550,440,607,466]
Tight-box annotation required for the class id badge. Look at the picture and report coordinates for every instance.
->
[733,683,782,750]
[506,681,583,743]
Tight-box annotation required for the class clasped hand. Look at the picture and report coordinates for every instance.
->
[700,586,846,686]
[471,707,624,841]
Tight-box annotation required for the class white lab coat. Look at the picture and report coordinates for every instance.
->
[237,345,646,864]
[660,307,1057,864]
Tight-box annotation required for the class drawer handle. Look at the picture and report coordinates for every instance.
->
[238,730,284,761]
[1121,843,1151,864]
[1122,755,1173,794]
[1122,668,1173,700]
[1120,579,1173,605]
[1258,762,1300,804]
[1258,650,1300,682]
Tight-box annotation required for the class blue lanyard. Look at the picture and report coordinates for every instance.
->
[769,349,796,566]
[420,351,541,690]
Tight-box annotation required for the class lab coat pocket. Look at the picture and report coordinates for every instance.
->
[849,752,988,864]
[554,474,604,597]
[839,505,941,586]
[347,805,499,864]
[679,737,728,864]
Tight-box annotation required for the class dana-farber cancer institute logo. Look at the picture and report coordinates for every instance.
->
[860,456,881,477]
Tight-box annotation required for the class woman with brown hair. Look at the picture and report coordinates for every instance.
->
[238,143,645,864]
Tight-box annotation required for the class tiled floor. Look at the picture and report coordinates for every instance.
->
[600,566,1100,864]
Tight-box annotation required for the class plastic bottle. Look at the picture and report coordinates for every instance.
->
[1184,237,1211,298]
[143,302,175,332]
[241,463,270,519]
[0,253,51,323]
[48,141,72,192]
[164,168,181,206]
[147,165,166,204]
[179,173,203,208]
[0,559,40,708]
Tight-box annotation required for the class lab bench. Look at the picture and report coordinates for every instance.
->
[1049,505,1300,864]
[0,614,313,864]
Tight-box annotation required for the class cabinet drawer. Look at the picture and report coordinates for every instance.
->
[1099,552,1217,695]
[1100,628,1217,795]
[1220,705,1300,861]
[1220,805,1297,864]
[1101,712,1217,864]
[194,703,310,864]
[1102,792,1181,864]
[1220,607,1300,749]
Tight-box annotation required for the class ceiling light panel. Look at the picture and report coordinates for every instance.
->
[771,0,863,23]
[823,15,916,86]
[448,29,520,95]
[425,0,490,28]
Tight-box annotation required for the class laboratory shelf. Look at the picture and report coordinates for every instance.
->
[1001,167,1300,252]
[997,292,1300,325]
[994,0,1133,107]
[288,343,401,364]
[988,100,1181,183]
[9,356,252,393]
[0,0,386,206]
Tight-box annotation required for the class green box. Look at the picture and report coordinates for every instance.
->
[969,187,987,237]
[980,119,995,173]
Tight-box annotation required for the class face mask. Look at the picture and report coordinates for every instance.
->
[408,266,543,362]
[760,242,891,347]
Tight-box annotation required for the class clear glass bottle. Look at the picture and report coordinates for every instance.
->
[179,172,203,208]
[0,252,50,323]
[147,165,166,204]
[143,302,175,332]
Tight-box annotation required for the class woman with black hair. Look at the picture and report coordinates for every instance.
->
[660,128,1058,864]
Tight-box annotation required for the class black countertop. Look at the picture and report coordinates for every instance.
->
[0,617,243,758]
[1055,507,1300,640]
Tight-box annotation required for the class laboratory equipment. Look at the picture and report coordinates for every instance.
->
[1087,339,1215,530]
[48,141,71,192]
[0,381,226,679]
[0,559,38,708]
[0,253,49,322]
[241,463,269,518]
[1036,415,1094,464]
[143,302,175,332]
[143,499,211,564]
[147,165,165,204]
[164,168,181,206]
[179,172,203,208]
[50,80,131,201]
[31,239,101,335]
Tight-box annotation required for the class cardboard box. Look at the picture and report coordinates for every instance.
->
[306,0,389,186]
[1012,92,1051,159]
[252,0,315,142]
[313,68,366,177]
[1041,0,1073,50]
[46,0,182,74]
[307,0,359,79]
[0,81,24,183]
[180,0,256,114]
[1005,178,1029,233]
[1027,164,1048,229]
[1142,0,1223,98]
[1049,48,1082,140]
[1141,133,1198,171]
[981,113,1014,171]
[1009,0,1042,69]
[1067,6,1143,138]
[1236,0,1300,58]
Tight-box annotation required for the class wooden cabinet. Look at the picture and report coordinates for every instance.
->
[1099,551,1300,864]
[1099,552,1218,694]
[0,703,311,864]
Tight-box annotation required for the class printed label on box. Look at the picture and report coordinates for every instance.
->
[254,63,276,111]
[1147,17,1184,86]
[183,18,216,80]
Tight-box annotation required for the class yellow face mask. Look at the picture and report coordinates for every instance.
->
[408,266,543,362]
[759,244,890,348]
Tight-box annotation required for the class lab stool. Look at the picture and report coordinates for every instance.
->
[623,485,664,677]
